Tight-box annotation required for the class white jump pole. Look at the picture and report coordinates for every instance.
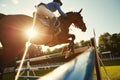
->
[16,47,89,64]
[15,7,37,80]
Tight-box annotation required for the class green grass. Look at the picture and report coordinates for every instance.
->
[2,69,54,80]
[2,73,15,80]
[93,60,120,80]
[102,60,120,66]
[101,66,120,80]
[3,69,54,80]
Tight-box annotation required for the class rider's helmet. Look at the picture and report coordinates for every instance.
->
[53,0,63,6]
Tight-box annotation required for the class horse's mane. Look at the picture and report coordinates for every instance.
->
[58,11,85,29]
[66,11,75,15]
[58,11,75,18]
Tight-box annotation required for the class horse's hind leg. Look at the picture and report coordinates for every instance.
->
[0,65,3,79]
[0,50,4,80]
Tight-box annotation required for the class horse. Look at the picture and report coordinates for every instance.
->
[0,9,86,78]
[46,9,86,47]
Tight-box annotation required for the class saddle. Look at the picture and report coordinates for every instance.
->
[35,13,61,34]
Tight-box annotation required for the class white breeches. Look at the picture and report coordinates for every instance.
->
[36,5,55,20]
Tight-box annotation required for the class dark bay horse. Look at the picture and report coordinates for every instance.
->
[46,10,86,47]
[0,9,86,78]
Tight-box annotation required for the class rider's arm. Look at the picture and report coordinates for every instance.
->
[54,3,67,17]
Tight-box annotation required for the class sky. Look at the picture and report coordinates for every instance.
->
[0,0,120,48]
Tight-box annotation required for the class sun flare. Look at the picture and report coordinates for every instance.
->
[26,28,37,38]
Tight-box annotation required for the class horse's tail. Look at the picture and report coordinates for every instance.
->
[0,13,6,19]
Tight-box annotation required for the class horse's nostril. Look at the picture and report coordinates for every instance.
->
[82,28,86,32]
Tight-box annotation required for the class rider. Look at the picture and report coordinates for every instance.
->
[35,0,67,32]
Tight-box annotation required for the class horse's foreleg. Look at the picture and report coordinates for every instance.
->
[68,34,75,53]
[68,40,74,53]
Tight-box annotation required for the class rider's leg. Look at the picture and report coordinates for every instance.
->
[37,5,59,33]
[37,5,55,22]
[39,8,58,28]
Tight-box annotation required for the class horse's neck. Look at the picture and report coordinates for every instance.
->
[60,22,72,34]
[59,17,73,31]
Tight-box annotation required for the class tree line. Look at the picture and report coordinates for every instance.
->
[98,32,120,57]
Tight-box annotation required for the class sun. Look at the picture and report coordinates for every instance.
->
[26,28,37,38]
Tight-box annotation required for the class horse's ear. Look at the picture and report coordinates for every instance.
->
[78,8,83,14]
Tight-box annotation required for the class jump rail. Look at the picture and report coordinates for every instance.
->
[16,47,89,79]
[19,76,39,79]
[16,46,88,63]
[16,64,60,71]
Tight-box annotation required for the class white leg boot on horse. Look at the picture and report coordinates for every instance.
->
[64,40,74,58]
[60,39,74,59]
[60,35,75,59]
[61,46,73,59]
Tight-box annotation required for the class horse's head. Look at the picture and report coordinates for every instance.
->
[66,9,87,32]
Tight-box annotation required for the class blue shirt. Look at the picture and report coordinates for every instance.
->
[46,2,67,17]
